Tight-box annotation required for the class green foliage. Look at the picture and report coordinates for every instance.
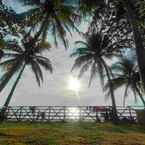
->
[0,36,53,110]
[0,2,25,52]
[136,110,145,125]
[71,30,119,120]
[71,31,114,86]
[105,57,145,106]
[136,1,145,19]
[18,0,80,48]
[38,41,51,50]
[0,39,5,48]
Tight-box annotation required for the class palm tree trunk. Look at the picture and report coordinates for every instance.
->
[135,86,145,107]
[139,94,145,107]
[123,83,130,107]
[0,64,26,121]
[125,0,145,90]
[101,59,118,123]
[123,97,126,107]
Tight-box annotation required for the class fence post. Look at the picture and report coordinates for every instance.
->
[95,107,98,122]
[48,106,51,122]
[79,106,82,121]
[128,106,134,122]
[63,106,66,122]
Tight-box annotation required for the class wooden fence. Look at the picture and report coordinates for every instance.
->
[0,106,144,122]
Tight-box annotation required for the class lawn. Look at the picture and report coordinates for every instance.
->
[0,122,145,145]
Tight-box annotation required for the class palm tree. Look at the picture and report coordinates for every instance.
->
[108,0,145,93]
[79,0,145,92]
[0,1,22,34]
[124,0,145,91]
[71,31,119,122]
[105,58,145,107]
[18,0,80,48]
[0,36,52,120]
[78,0,106,17]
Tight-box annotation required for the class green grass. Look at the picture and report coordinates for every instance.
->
[0,122,145,145]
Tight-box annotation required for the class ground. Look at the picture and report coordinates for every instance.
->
[0,122,145,145]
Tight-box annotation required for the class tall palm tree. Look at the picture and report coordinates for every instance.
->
[105,58,145,107]
[18,0,80,48]
[106,0,145,92]
[0,36,52,120]
[108,0,145,93]
[79,0,145,91]
[124,0,145,91]
[71,31,119,122]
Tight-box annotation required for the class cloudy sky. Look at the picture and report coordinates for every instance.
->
[0,0,139,106]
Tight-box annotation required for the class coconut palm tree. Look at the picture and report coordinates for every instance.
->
[79,0,145,92]
[124,0,145,91]
[0,36,52,120]
[95,0,145,92]
[18,0,80,48]
[71,31,120,122]
[105,58,145,107]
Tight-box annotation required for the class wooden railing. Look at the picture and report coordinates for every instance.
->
[0,106,144,122]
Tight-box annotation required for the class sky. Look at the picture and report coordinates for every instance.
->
[0,0,141,106]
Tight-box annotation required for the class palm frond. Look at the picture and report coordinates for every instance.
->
[30,59,43,86]
[0,58,18,69]
[71,54,92,71]
[0,58,22,92]
[88,61,97,87]
[18,0,41,6]
[36,56,53,73]
[5,41,24,53]
[37,41,51,53]
[53,14,68,48]
[78,60,92,78]
[70,47,90,57]
[75,41,88,46]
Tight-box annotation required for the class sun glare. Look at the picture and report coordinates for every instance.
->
[68,76,81,92]
[67,107,80,119]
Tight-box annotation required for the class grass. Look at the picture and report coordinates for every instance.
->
[0,122,145,145]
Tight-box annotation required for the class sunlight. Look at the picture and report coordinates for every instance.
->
[68,76,81,93]
[67,107,80,119]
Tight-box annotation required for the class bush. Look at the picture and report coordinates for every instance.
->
[136,109,145,125]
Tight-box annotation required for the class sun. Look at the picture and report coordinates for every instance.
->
[68,76,81,93]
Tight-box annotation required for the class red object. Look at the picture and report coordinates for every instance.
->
[96,106,105,112]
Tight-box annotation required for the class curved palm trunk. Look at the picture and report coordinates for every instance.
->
[0,64,26,121]
[135,86,145,107]
[125,0,145,90]
[123,97,126,107]
[101,59,118,123]
[123,82,130,107]
[138,93,145,107]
